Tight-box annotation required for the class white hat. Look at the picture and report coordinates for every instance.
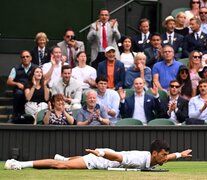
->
[105,46,115,53]
[163,16,175,26]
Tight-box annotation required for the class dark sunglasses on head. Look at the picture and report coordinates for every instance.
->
[192,1,200,4]
[170,85,180,88]
[21,56,30,58]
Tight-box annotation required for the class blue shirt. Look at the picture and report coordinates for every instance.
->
[152,60,182,90]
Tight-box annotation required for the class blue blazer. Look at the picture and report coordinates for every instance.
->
[120,93,162,122]
[97,60,125,90]
[183,32,207,58]
[161,33,184,59]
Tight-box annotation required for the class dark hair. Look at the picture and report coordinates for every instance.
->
[96,75,108,84]
[190,0,201,9]
[76,51,86,58]
[150,140,170,154]
[20,50,31,57]
[169,79,180,86]
[28,67,44,87]
[119,35,135,57]
[199,78,207,85]
[99,8,109,15]
[139,18,150,26]
[150,32,162,41]
[64,27,74,36]
[61,65,72,74]
[51,94,64,109]
[50,45,60,53]
[176,65,192,97]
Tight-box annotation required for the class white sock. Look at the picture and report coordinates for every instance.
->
[20,161,33,168]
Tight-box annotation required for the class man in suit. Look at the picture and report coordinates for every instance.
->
[183,17,207,58]
[31,32,51,67]
[119,77,162,124]
[161,16,184,59]
[161,80,189,124]
[57,28,85,68]
[133,18,151,52]
[87,8,121,69]
[97,46,125,90]
[144,32,163,68]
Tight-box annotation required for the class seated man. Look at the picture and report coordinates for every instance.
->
[161,80,189,124]
[4,139,192,170]
[119,77,162,124]
[7,50,37,122]
[76,89,110,125]
[96,75,120,125]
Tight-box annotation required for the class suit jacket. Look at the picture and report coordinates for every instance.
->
[161,33,184,59]
[161,96,189,123]
[97,60,125,90]
[87,21,121,62]
[183,32,207,58]
[31,46,51,66]
[132,33,151,52]
[120,93,162,122]
[57,40,85,64]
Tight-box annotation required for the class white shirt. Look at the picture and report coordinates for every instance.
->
[168,96,179,123]
[120,52,137,70]
[132,92,147,124]
[72,65,97,89]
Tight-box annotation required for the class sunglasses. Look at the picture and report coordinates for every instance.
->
[180,70,188,74]
[192,1,200,4]
[193,55,201,59]
[200,12,207,14]
[170,85,180,88]
[66,35,75,39]
[21,56,30,58]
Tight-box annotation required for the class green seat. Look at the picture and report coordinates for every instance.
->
[146,89,168,101]
[148,118,175,125]
[36,109,47,124]
[124,88,134,97]
[115,118,143,125]
[171,7,190,17]
[178,58,189,67]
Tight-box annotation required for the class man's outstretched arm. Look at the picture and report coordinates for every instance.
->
[167,149,192,161]
[85,149,123,163]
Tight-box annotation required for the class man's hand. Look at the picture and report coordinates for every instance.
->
[150,83,159,96]
[118,87,126,101]
[17,82,24,90]
[181,149,192,158]
[85,149,101,157]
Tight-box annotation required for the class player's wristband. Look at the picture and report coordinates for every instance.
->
[97,149,105,157]
[174,152,182,159]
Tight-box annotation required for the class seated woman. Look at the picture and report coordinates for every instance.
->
[43,94,76,125]
[175,12,189,37]
[125,52,152,89]
[176,65,193,101]
[24,67,50,124]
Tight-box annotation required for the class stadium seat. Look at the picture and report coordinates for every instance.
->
[115,118,143,125]
[146,89,168,101]
[148,118,176,125]
[124,88,134,97]
[36,109,47,124]
[171,7,190,17]
[178,58,189,66]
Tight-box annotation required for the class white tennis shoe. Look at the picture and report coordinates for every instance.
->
[4,159,22,170]
[54,154,66,161]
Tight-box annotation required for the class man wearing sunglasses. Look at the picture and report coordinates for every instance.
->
[6,50,37,123]
[57,28,85,68]
[160,80,189,124]
[200,7,207,34]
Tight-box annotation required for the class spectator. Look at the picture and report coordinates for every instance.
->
[76,89,110,125]
[43,94,76,125]
[201,0,207,7]
[24,67,50,124]
[198,65,207,78]
[200,7,207,34]
[187,50,202,96]
[119,36,137,70]
[152,45,182,91]
[175,12,190,37]
[185,0,201,27]
[87,8,121,69]
[119,77,162,124]
[97,46,125,90]
[7,50,37,122]
[187,79,207,124]
[30,32,51,67]
[125,52,152,89]
[132,18,151,52]
[161,80,189,124]
[57,28,85,68]
[144,32,163,68]
[96,76,120,124]
[42,46,68,87]
[72,51,96,90]
[176,65,193,100]
[162,16,184,59]
[183,17,207,58]
[51,65,82,110]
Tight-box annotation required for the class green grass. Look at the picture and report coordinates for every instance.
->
[0,161,207,180]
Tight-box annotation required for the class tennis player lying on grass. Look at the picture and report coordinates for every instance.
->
[4,140,192,170]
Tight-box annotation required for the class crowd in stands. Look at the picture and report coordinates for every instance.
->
[6,1,207,125]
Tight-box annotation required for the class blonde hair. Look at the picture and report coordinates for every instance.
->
[175,12,186,19]
[134,52,146,64]
[35,32,49,43]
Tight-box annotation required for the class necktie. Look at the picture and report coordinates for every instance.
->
[168,35,172,45]
[39,50,44,67]
[196,33,199,40]
[102,23,108,49]
[68,47,75,68]
[143,34,147,44]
